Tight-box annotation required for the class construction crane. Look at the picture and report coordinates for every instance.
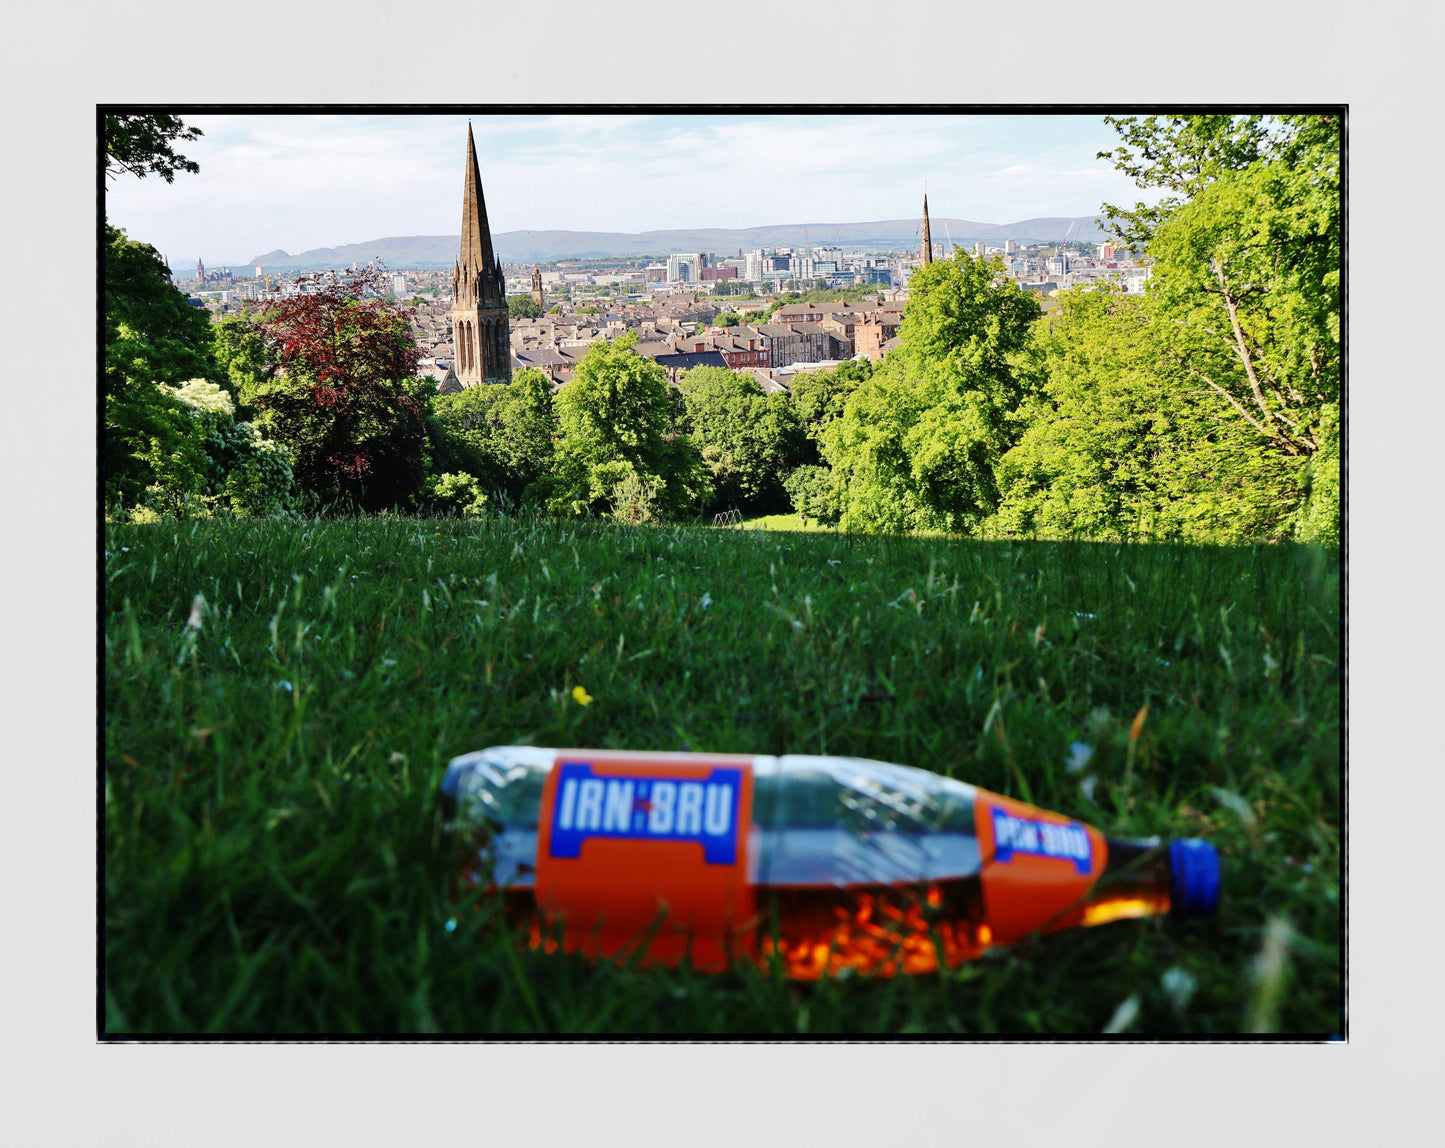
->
[943,219,956,257]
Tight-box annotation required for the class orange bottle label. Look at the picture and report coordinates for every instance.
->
[974,789,1106,945]
[534,752,757,971]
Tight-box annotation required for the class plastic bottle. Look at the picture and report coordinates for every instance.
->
[439,747,1220,979]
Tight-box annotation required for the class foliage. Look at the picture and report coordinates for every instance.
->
[103,224,219,513]
[606,469,666,524]
[544,334,709,519]
[508,294,543,319]
[1096,114,1278,249]
[104,113,202,183]
[1143,126,1340,460]
[788,358,871,453]
[990,287,1301,542]
[246,268,430,512]
[427,369,557,503]
[820,254,1040,533]
[1293,403,1340,544]
[677,365,805,513]
[782,464,843,525]
[104,516,1340,1034]
[163,380,296,518]
[211,314,275,416]
[709,280,761,298]
[426,472,489,517]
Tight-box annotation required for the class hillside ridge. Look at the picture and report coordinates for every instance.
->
[242,215,1112,269]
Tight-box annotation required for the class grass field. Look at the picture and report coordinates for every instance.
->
[740,512,837,533]
[103,514,1341,1034]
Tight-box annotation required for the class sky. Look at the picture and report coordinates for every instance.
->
[104,113,1155,267]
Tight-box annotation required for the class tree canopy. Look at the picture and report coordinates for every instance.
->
[246,268,430,511]
[993,285,1299,541]
[104,114,203,184]
[820,253,1040,533]
[677,365,805,513]
[428,368,557,504]
[544,334,709,521]
[103,224,216,510]
[508,294,543,319]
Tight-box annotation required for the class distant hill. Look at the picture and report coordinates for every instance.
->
[244,215,1113,270]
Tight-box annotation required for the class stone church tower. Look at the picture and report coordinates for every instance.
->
[530,266,545,311]
[449,122,511,386]
[920,193,933,266]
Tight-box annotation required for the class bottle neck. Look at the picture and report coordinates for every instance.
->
[1079,837,1173,927]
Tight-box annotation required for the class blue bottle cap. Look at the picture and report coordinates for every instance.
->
[1169,838,1221,917]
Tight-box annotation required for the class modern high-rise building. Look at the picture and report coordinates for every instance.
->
[448,123,511,386]
[667,253,702,283]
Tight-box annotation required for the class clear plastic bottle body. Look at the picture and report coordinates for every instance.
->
[440,747,1211,978]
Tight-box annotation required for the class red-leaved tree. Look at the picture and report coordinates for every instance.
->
[250,267,430,511]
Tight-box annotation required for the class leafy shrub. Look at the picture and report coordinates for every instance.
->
[425,472,489,518]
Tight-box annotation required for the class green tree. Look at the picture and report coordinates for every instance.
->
[103,224,218,513]
[677,365,805,512]
[1099,114,1340,538]
[508,294,543,319]
[789,357,871,457]
[427,368,557,502]
[1101,114,1340,460]
[820,253,1040,533]
[1096,114,1279,249]
[424,472,489,517]
[990,286,1300,542]
[103,113,202,184]
[161,380,296,518]
[543,334,708,519]
[783,465,843,525]
[212,312,275,416]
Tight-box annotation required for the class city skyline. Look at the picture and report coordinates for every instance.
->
[104,113,1161,268]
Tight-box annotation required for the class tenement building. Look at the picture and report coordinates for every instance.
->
[449,123,511,385]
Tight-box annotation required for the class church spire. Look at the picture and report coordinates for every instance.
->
[920,193,933,266]
[448,121,511,387]
[458,121,500,301]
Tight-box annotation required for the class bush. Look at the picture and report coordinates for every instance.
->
[783,465,843,525]
[425,472,489,517]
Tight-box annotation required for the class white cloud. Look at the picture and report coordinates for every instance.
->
[104,112,1153,264]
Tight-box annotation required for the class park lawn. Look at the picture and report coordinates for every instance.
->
[740,512,838,533]
[103,514,1341,1035]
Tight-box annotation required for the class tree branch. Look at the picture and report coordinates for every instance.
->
[1213,259,1278,428]
[1169,354,1276,440]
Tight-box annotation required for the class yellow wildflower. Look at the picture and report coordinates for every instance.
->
[572,685,594,706]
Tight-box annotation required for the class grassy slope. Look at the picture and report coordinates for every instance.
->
[103,516,1341,1034]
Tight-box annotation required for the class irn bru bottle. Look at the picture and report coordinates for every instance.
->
[439,747,1220,979]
